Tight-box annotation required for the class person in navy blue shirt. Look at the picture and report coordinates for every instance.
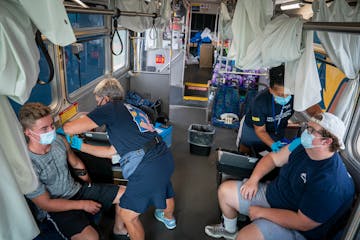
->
[236,65,294,154]
[206,112,355,240]
[63,78,176,240]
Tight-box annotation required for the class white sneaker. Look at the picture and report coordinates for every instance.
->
[205,223,237,240]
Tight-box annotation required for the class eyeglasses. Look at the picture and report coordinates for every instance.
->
[302,123,323,136]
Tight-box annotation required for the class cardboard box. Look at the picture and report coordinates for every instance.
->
[199,43,214,68]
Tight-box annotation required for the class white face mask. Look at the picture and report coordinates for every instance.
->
[31,129,56,145]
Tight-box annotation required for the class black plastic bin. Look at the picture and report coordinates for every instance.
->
[189,143,212,156]
[188,124,216,156]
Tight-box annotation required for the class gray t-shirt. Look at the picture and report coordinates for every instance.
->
[26,136,81,200]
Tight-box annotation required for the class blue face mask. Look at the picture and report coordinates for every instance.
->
[39,129,56,145]
[300,129,323,149]
[31,129,56,145]
[274,95,292,106]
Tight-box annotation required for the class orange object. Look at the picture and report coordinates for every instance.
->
[155,54,165,64]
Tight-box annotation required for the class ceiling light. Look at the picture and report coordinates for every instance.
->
[280,1,304,10]
[70,0,89,8]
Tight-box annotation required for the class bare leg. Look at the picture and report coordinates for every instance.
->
[120,208,144,240]
[112,186,127,234]
[71,225,99,240]
[237,223,264,240]
[163,197,175,219]
[218,181,240,219]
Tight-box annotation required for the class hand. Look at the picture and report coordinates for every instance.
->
[80,200,102,215]
[271,141,283,152]
[248,206,264,221]
[288,138,301,152]
[68,135,83,150]
[56,127,65,136]
[240,178,258,200]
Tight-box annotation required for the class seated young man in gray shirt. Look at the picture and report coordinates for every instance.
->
[19,102,129,240]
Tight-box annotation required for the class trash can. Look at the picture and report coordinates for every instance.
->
[188,124,216,156]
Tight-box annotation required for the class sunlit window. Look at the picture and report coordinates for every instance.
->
[65,38,106,94]
[68,13,105,28]
[112,30,128,72]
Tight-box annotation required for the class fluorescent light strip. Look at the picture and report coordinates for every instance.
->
[280,2,304,10]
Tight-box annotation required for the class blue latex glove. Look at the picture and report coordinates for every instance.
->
[288,138,301,152]
[57,127,72,143]
[68,135,83,151]
[271,141,283,152]
[56,127,65,136]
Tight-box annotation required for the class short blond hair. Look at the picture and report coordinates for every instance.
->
[93,78,125,100]
[18,103,51,130]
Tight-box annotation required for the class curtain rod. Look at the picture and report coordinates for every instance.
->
[65,6,157,18]
[303,22,360,34]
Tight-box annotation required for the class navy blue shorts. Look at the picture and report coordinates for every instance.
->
[239,123,282,152]
[120,142,175,213]
[48,183,119,238]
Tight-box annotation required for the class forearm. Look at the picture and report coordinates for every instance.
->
[80,143,115,159]
[249,154,276,182]
[64,116,98,135]
[255,129,274,147]
[257,208,318,231]
[36,198,84,213]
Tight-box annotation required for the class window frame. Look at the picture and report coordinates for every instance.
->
[112,28,130,76]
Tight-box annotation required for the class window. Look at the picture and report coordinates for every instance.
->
[190,13,216,39]
[112,30,128,72]
[65,37,106,94]
[68,13,105,28]
[10,46,53,114]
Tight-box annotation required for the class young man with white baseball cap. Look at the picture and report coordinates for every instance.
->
[205,112,354,240]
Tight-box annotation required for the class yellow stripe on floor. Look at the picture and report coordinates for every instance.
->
[183,96,208,101]
[185,82,209,88]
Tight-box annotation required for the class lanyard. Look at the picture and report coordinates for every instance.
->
[272,96,284,135]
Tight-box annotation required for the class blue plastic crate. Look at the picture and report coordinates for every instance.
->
[155,123,172,148]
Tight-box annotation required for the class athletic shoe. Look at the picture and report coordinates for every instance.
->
[154,209,176,229]
[205,223,237,240]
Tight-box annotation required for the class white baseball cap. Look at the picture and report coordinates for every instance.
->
[311,112,346,150]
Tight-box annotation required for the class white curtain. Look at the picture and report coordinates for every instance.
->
[0,1,40,104]
[0,97,39,240]
[116,0,171,33]
[313,0,360,123]
[285,31,322,111]
[0,0,76,239]
[332,79,359,126]
[313,0,360,79]
[218,2,233,41]
[262,14,303,68]
[227,0,273,69]
[19,0,76,46]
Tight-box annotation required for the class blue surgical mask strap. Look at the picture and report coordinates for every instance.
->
[272,95,284,135]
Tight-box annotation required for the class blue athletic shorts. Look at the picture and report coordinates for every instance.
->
[239,123,282,152]
[120,142,175,213]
